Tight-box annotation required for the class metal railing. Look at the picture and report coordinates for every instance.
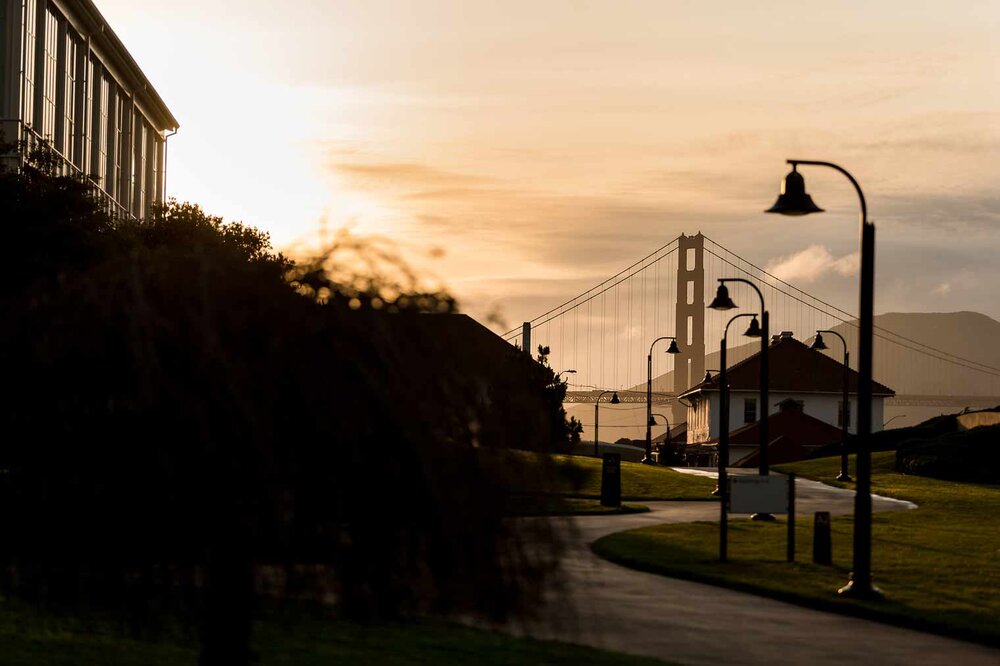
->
[1,118,136,221]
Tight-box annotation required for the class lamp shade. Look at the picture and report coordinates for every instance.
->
[744,316,762,337]
[665,339,681,354]
[707,284,737,310]
[703,371,713,383]
[765,167,824,216]
[610,391,620,404]
[811,332,829,351]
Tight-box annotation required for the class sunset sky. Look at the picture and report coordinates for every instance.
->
[96,0,999,328]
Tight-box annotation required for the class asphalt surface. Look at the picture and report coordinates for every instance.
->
[497,471,999,666]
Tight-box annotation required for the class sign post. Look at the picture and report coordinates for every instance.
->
[725,474,796,561]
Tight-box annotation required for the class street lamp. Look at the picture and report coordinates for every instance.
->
[767,159,879,598]
[555,369,577,382]
[594,390,620,457]
[645,337,681,464]
[718,312,758,560]
[709,280,771,480]
[811,331,852,482]
[648,412,670,464]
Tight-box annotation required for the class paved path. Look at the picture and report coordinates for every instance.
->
[499,473,999,666]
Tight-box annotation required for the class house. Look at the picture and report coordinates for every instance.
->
[680,331,895,463]
[1,0,178,218]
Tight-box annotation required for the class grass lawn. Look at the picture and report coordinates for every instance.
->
[0,597,674,665]
[592,452,1000,646]
[492,449,717,501]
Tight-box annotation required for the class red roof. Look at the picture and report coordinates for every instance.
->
[680,335,895,397]
[708,401,844,467]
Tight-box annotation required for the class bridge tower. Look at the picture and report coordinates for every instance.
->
[673,233,706,424]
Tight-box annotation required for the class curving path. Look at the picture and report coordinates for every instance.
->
[499,472,999,666]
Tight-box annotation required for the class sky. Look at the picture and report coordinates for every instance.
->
[95,0,1000,330]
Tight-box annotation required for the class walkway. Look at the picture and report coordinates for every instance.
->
[500,473,999,666]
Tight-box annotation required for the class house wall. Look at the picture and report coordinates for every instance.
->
[688,390,887,443]
[686,392,719,444]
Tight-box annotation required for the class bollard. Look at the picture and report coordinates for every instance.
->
[813,511,832,565]
[600,453,621,507]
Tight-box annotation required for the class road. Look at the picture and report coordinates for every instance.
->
[498,472,999,666]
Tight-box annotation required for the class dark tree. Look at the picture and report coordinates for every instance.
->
[0,144,572,664]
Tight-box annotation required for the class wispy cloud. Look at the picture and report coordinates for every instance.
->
[765,245,859,283]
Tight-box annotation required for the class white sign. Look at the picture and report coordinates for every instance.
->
[728,475,789,514]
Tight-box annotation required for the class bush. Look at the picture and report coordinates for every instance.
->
[0,145,571,664]
[895,425,1000,485]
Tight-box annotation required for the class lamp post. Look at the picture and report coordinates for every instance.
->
[648,412,669,464]
[709,281,771,479]
[718,312,758,561]
[766,159,879,598]
[555,369,577,382]
[594,390,620,457]
[645,337,681,464]
[811,330,852,482]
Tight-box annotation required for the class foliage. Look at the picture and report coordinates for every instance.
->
[896,424,1000,484]
[0,143,574,664]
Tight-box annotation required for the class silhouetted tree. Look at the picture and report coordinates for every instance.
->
[0,144,572,664]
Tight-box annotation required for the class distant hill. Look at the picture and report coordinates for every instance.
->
[646,311,1000,397]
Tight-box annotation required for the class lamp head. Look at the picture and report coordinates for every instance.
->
[610,391,620,404]
[648,416,657,426]
[744,316,762,338]
[665,339,681,354]
[765,165,824,216]
[707,284,737,311]
[703,370,713,383]
[810,332,829,351]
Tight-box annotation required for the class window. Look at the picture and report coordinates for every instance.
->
[838,400,852,429]
[22,0,38,126]
[62,31,78,164]
[743,398,757,424]
[40,7,59,138]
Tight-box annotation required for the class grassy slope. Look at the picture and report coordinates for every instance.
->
[593,452,1000,646]
[0,598,673,666]
[495,449,717,501]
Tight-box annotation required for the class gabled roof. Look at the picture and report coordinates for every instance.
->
[680,335,895,398]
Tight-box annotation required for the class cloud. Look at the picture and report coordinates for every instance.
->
[765,245,860,283]
[932,282,952,296]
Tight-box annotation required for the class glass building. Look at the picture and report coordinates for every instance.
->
[1,0,178,218]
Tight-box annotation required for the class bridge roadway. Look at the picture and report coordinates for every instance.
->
[494,473,999,666]
[564,391,1000,408]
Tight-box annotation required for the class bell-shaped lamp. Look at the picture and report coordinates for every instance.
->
[610,391,620,404]
[708,284,737,310]
[703,370,713,383]
[765,166,824,216]
[744,316,762,338]
[810,332,829,351]
[665,339,681,354]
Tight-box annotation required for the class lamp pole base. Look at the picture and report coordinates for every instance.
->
[750,512,776,522]
[838,578,883,599]
[711,486,720,496]
[836,472,853,483]
[641,456,656,466]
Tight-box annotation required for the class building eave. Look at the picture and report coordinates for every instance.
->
[65,0,179,132]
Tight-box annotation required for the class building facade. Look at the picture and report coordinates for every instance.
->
[682,332,895,445]
[1,0,177,218]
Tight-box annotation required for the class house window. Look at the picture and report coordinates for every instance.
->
[743,398,756,424]
[838,400,851,428]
